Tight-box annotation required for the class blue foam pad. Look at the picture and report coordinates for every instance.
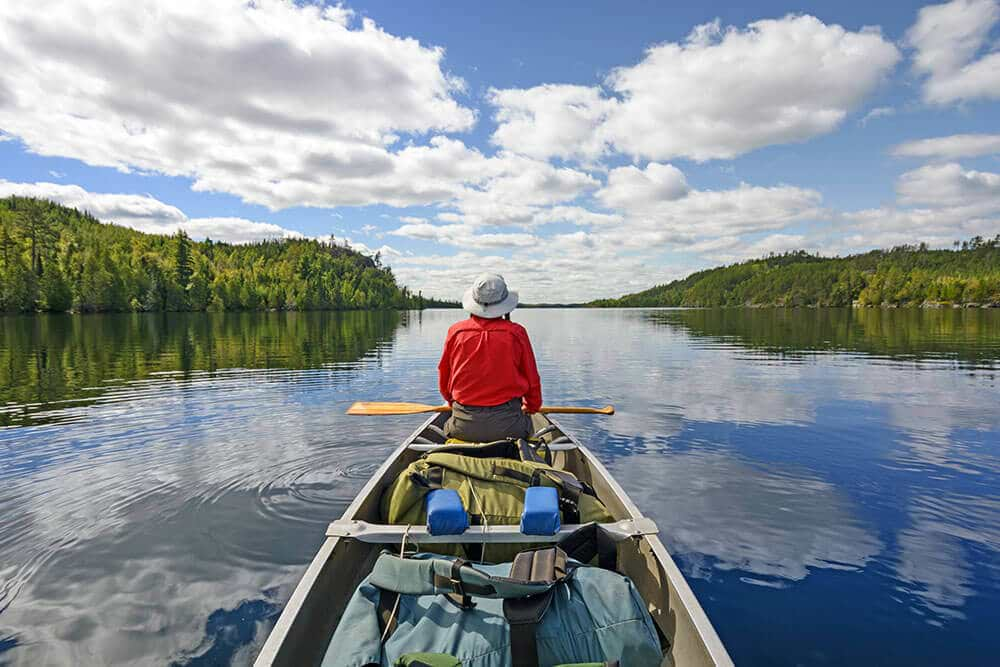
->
[425,489,469,536]
[521,486,561,535]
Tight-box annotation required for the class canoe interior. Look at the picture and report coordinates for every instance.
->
[254,413,732,667]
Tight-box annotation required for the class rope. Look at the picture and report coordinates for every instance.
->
[380,524,409,644]
[468,479,488,564]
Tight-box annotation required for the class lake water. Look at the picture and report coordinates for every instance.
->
[1,308,999,666]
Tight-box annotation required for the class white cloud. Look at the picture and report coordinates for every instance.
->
[389,240,674,303]
[0,180,303,243]
[490,15,899,162]
[837,208,998,254]
[0,0,478,209]
[603,16,899,161]
[342,238,403,258]
[425,153,600,229]
[596,163,691,209]
[532,206,623,227]
[692,233,810,264]
[595,162,824,246]
[176,217,304,244]
[386,160,828,301]
[837,162,1000,252]
[892,133,1000,159]
[859,106,896,125]
[391,221,537,248]
[906,0,1000,104]
[896,162,1000,206]
[489,84,613,162]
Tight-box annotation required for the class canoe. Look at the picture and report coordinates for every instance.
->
[253,412,733,667]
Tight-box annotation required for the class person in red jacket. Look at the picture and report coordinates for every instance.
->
[438,273,542,442]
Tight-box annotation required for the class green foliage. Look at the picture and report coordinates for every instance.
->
[592,242,1000,308]
[0,197,443,313]
[0,310,403,427]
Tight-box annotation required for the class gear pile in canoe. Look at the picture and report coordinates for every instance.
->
[253,409,732,667]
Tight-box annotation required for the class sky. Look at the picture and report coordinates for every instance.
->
[0,0,998,303]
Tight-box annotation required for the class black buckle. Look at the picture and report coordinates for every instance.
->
[448,559,475,609]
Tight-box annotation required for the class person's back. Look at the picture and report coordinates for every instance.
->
[438,274,541,442]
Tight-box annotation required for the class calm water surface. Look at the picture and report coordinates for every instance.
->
[1,308,999,666]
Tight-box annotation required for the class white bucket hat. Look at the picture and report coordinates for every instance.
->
[462,273,519,318]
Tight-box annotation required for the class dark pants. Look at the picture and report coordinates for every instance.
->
[445,398,533,442]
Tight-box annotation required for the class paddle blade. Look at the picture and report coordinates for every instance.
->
[346,402,450,416]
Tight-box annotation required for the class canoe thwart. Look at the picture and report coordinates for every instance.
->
[325,518,658,544]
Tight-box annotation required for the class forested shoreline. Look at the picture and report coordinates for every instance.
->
[6,196,999,313]
[0,197,451,313]
[591,239,1000,308]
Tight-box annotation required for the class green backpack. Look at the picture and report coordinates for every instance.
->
[379,439,612,560]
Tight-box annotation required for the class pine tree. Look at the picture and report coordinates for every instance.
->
[174,230,193,292]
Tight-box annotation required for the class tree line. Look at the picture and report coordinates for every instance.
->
[0,197,454,313]
[591,238,1000,308]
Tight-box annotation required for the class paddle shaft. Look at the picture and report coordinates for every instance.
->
[347,401,613,416]
[539,405,614,415]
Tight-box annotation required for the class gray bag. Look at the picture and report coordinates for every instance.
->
[321,542,662,667]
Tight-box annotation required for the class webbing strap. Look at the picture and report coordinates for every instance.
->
[429,438,552,465]
[557,522,617,570]
[410,466,444,489]
[431,439,520,459]
[491,464,534,485]
[502,547,566,667]
[504,591,551,667]
[508,546,567,583]
[443,558,475,609]
[370,552,567,599]
[516,438,546,464]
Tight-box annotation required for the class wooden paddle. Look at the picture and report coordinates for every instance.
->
[347,402,614,416]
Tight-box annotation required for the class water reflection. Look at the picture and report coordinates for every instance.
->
[0,311,410,665]
[0,310,403,427]
[1,308,999,666]
[895,492,1000,621]
[650,307,1000,367]
[610,450,883,584]
[613,308,1000,663]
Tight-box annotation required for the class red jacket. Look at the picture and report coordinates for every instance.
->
[438,316,543,412]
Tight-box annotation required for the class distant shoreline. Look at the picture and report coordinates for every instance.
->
[6,302,1000,315]
[526,302,1000,309]
[586,239,1000,309]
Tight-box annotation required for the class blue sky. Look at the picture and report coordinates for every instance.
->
[0,0,998,301]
